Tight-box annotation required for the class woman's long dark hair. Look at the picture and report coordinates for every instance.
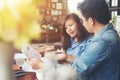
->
[61,13,89,51]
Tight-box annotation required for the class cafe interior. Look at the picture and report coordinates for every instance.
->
[0,0,120,80]
[29,0,120,44]
[24,0,120,49]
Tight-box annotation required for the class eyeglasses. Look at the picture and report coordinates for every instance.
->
[80,18,83,23]
[80,18,87,24]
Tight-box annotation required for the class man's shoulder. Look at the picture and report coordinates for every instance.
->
[102,29,119,42]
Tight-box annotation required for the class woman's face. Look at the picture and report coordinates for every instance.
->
[65,18,79,38]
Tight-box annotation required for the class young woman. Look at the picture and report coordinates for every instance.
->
[28,13,92,67]
[57,13,91,62]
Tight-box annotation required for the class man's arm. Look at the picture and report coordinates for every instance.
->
[71,39,110,74]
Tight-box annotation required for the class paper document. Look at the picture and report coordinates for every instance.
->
[14,53,27,67]
[21,45,41,60]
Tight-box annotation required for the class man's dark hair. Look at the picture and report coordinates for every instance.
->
[77,0,111,24]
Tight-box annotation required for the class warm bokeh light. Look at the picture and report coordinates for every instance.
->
[0,0,42,49]
[67,0,84,13]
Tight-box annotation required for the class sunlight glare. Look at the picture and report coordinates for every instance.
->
[67,0,84,13]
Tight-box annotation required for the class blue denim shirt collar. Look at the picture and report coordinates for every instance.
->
[94,23,113,38]
[70,38,81,49]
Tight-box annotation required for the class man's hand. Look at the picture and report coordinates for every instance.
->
[66,55,75,63]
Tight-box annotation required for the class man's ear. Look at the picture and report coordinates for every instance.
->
[88,17,95,26]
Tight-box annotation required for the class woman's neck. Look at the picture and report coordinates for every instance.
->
[73,37,79,43]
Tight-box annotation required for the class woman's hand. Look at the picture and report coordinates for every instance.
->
[39,45,55,56]
[27,58,43,69]
[56,53,67,60]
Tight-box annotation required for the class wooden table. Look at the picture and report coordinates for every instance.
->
[13,64,37,80]
[15,72,37,80]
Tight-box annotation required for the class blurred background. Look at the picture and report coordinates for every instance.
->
[0,0,120,80]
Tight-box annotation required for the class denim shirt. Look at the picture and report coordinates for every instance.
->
[71,23,120,80]
[66,36,91,57]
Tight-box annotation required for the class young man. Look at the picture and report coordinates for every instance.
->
[71,0,120,80]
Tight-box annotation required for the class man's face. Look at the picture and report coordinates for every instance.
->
[79,13,94,33]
